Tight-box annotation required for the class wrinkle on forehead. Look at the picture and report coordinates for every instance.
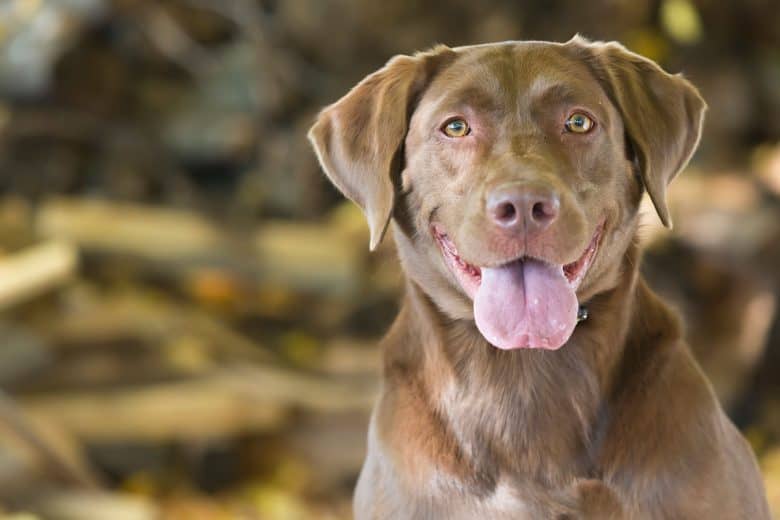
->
[432,85,501,116]
[422,43,602,117]
[424,66,503,117]
[530,81,578,104]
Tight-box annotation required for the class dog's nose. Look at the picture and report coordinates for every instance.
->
[487,183,560,233]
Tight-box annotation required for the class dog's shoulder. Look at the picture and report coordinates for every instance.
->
[595,279,769,518]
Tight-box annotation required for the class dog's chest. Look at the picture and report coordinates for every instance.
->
[357,418,588,519]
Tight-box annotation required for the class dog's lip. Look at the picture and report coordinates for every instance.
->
[432,221,605,294]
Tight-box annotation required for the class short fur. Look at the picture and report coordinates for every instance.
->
[309,37,770,519]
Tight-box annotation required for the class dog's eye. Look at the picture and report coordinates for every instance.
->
[564,113,595,134]
[442,119,470,137]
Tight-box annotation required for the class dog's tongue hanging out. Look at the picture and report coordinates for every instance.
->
[474,259,578,350]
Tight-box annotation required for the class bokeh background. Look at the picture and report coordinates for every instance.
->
[0,0,779,518]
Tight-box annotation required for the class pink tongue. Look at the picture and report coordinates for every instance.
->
[474,259,578,350]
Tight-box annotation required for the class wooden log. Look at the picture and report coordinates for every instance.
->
[23,490,158,520]
[0,391,101,490]
[253,221,362,294]
[0,240,77,310]
[42,290,276,364]
[19,366,377,442]
[36,197,366,295]
[35,198,224,263]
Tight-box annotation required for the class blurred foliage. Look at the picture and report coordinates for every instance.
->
[0,0,778,518]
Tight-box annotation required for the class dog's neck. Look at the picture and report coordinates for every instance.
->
[383,241,673,486]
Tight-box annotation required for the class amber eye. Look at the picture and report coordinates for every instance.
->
[564,112,595,133]
[442,118,470,137]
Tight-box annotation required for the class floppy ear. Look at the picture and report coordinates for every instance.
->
[567,37,706,228]
[308,46,456,250]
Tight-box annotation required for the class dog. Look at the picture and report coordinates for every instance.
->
[308,37,771,519]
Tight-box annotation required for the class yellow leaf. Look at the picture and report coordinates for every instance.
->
[661,0,703,45]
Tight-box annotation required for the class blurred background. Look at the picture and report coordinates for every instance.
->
[0,0,778,518]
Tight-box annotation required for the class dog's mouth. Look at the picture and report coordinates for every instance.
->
[432,223,603,294]
[432,222,604,351]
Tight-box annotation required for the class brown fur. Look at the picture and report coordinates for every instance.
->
[309,37,770,519]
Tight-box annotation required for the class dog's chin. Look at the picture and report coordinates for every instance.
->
[431,222,604,350]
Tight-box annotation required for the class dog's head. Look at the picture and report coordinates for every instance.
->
[309,37,705,351]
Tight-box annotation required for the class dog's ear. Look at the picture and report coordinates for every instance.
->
[308,46,456,250]
[567,37,706,228]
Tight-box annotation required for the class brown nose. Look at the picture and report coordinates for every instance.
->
[487,183,560,233]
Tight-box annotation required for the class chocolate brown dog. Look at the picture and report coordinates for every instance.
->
[309,37,771,519]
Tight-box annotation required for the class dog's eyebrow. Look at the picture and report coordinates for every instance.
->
[533,83,580,105]
[438,85,501,113]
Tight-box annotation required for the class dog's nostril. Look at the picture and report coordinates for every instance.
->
[531,197,559,223]
[532,202,547,221]
[487,183,559,231]
[497,202,517,222]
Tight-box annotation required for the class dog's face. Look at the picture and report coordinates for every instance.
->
[309,38,705,350]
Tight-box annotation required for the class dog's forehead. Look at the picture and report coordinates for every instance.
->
[422,42,601,113]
